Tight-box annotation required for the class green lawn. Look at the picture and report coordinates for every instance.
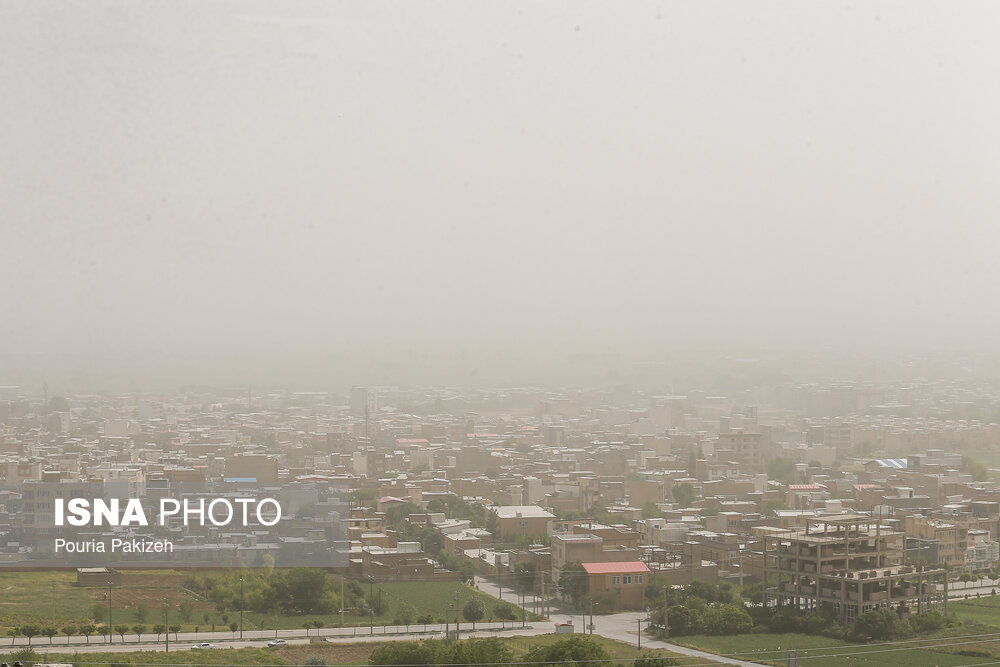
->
[947,597,1000,627]
[678,632,997,667]
[0,571,518,635]
[371,581,524,626]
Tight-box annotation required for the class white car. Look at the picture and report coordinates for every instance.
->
[267,639,287,648]
[191,643,216,650]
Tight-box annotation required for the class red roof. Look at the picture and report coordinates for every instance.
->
[581,561,650,575]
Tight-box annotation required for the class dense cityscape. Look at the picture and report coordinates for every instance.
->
[5,1,999,666]
[3,377,1000,665]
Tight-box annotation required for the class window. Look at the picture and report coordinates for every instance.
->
[623,575,632,584]
[613,575,621,584]
[636,574,643,584]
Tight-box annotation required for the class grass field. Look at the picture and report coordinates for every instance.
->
[372,581,523,625]
[0,571,513,634]
[678,632,998,667]
[948,596,1000,627]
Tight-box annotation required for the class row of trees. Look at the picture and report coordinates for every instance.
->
[7,623,182,646]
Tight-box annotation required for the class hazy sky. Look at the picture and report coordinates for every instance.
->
[2,2,999,390]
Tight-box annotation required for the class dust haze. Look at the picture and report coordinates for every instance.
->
[2,2,999,392]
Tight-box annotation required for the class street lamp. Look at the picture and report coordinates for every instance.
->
[51,583,56,626]
[589,599,598,635]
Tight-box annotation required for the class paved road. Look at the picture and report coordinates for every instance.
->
[6,621,536,653]
[474,576,763,667]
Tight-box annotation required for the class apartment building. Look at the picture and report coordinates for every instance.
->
[965,530,1000,573]
[488,505,554,539]
[902,515,965,569]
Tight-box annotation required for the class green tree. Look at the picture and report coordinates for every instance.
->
[462,599,486,630]
[672,483,696,507]
[701,604,752,635]
[96,625,109,640]
[61,625,77,644]
[641,501,661,519]
[91,602,107,623]
[524,635,612,667]
[909,611,946,634]
[178,601,194,622]
[281,568,332,613]
[398,601,416,630]
[494,604,516,628]
[962,455,989,482]
[169,624,182,640]
[79,624,96,644]
[665,605,701,636]
[40,626,57,644]
[131,625,146,642]
[134,602,149,623]
[558,562,590,608]
[7,627,20,646]
[114,624,129,642]
[152,624,166,642]
[19,625,40,646]
[854,608,911,641]
[229,622,239,638]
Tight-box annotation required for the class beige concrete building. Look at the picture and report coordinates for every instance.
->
[758,514,945,624]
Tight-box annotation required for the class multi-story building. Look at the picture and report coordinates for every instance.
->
[902,515,965,569]
[964,530,999,573]
[487,505,554,539]
[758,514,945,625]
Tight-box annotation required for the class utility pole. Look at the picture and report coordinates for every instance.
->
[341,578,345,628]
[239,575,244,640]
[369,576,375,635]
[52,583,56,626]
[163,598,169,653]
[107,581,113,644]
